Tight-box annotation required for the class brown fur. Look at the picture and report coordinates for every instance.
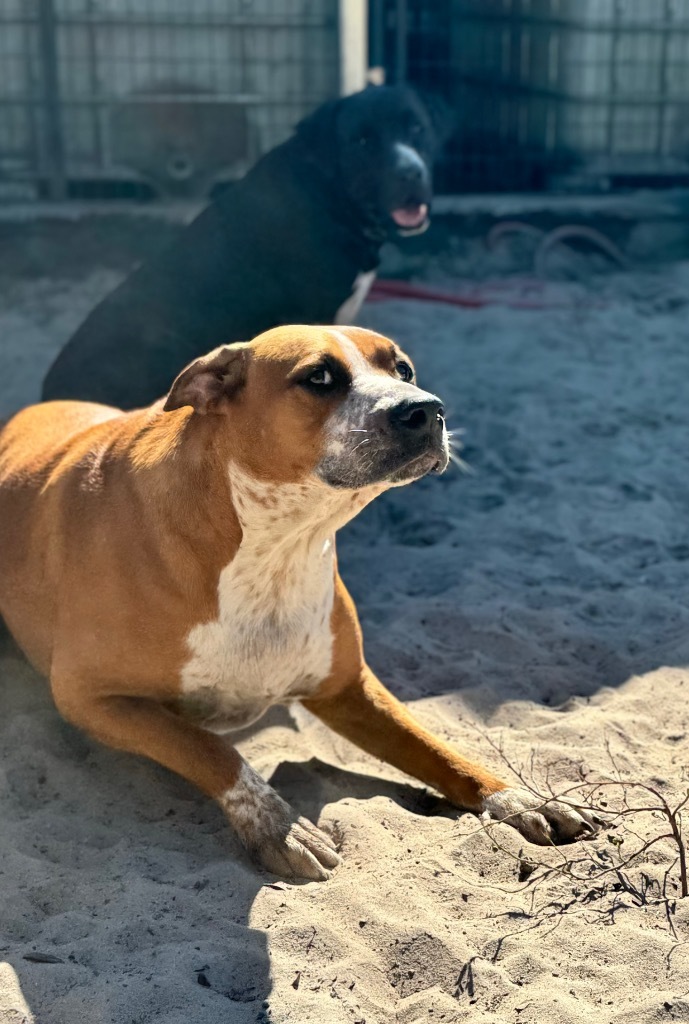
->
[0,325,596,880]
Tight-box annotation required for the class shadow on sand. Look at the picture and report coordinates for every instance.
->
[0,623,461,1024]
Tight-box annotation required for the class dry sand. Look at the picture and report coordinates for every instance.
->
[1,225,688,1022]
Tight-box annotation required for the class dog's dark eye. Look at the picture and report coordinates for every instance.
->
[297,360,348,395]
[308,367,334,386]
[303,364,333,387]
[396,360,414,382]
[410,122,422,137]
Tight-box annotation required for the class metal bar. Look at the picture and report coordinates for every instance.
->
[22,5,41,186]
[4,84,677,111]
[657,0,673,157]
[36,0,66,200]
[0,15,334,29]
[85,0,105,171]
[442,12,689,35]
[0,85,679,113]
[0,94,264,108]
[454,75,683,107]
[394,0,407,83]
[369,0,385,69]
[605,0,621,158]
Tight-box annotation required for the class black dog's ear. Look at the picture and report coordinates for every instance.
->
[414,88,455,148]
[295,98,342,176]
[164,343,249,415]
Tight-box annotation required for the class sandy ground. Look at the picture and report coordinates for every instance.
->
[1,221,689,1023]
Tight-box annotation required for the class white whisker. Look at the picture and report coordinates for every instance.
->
[448,449,472,474]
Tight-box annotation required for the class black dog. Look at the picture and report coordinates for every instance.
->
[42,85,451,409]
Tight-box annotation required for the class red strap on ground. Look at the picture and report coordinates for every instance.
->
[368,278,584,311]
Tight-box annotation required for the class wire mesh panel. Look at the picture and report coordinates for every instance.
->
[0,0,339,200]
[377,0,689,192]
[0,1,38,198]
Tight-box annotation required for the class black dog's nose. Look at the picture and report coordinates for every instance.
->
[394,143,430,187]
[389,397,444,433]
[399,162,424,183]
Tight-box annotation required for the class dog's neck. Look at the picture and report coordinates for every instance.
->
[317,169,389,249]
[127,413,385,571]
[227,462,383,551]
[250,136,388,255]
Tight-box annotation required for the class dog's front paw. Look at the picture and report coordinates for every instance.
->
[247,808,342,882]
[481,787,604,845]
[221,767,341,881]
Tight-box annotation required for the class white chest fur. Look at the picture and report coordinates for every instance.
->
[335,270,376,325]
[180,472,338,733]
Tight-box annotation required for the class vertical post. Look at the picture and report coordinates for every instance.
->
[339,0,368,96]
[85,0,105,173]
[368,0,384,77]
[37,0,66,199]
[657,0,672,157]
[605,0,622,161]
[394,0,407,83]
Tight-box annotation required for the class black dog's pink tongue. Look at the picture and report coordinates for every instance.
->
[391,203,429,228]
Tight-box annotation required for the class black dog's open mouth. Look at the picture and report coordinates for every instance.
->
[390,203,430,235]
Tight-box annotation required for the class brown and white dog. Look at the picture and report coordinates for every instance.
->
[0,325,599,880]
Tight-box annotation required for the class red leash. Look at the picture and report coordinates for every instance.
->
[368,278,582,311]
[369,279,487,308]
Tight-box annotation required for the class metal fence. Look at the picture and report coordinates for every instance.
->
[5,1,689,200]
[0,0,340,200]
[375,0,689,193]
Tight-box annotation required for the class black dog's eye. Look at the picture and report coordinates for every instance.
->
[358,134,369,147]
[396,360,414,382]
[410,122,422,137]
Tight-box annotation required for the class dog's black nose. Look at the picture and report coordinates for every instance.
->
[399,162,424,184]
[393,143,430,187]
[389,397,444,434]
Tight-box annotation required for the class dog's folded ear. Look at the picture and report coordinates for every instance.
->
[163,343,249,415]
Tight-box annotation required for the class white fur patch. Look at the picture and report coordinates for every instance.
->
[219,761,283,830]
[335,270,376,325]
[178,334,436,729]
[179,465,367,732]
[394,142,428,178]
[330,329,370,375]
[218,760,341,879]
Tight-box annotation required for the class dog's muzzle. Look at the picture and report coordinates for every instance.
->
[389,143,432,235]
[386,395,448,479]
[318,385,449,489]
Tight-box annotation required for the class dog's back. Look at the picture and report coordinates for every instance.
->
[40,150,342,409]
[0,402,125,672]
